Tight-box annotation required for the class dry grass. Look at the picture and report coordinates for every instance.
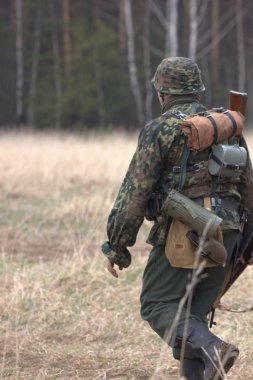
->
[0,129,252,379]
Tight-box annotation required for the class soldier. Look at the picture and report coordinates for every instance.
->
[102,57,253,379]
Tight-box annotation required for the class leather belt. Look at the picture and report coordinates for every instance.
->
[193,196,240,212]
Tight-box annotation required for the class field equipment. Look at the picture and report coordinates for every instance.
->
[179,108,244,152]
[162,188,222,239]
[208,143,247,178]
[187,230,227,266]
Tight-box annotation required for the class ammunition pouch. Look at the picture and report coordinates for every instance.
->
[187,230,227,265]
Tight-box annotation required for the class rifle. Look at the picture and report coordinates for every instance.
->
[229,90,247,115]
[210,90,253,325]
[222,222,253,294]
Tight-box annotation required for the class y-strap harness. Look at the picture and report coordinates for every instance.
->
[162,102,198,192]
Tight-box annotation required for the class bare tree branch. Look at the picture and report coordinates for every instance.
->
[152,0,166,27]
[197,6,235,47]
[197,0,210,26]
[197,5,248,60]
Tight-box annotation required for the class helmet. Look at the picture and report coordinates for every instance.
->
[151,57,205,95]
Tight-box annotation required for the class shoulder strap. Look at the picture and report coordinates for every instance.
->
[178,135,190,191]
[178,102,198,191]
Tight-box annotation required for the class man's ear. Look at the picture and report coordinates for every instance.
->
[158,91,165,105]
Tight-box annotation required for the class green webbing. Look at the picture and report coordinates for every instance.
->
[178,102,198,191]
[178,135,190,191]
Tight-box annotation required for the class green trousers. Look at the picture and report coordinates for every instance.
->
[140,231,238,359]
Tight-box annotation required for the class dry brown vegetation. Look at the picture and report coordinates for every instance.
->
[0,130,252,380]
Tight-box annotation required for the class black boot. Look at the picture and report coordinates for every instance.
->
[175,319,239,380]
[181,358,204,380]
[204,341,239,380]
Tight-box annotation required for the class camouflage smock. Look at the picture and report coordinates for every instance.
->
[107,100,253,252]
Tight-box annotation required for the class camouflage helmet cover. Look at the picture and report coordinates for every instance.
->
[151,57,205,95]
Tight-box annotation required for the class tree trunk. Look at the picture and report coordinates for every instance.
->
[11,0,16,32]
[62,0,71,76]
[183,0,189,55]
[188,0,198,60]
[236,0,245,92]
[27,3,42,127]
[143,0,153,122]
[124,0,144,126]
[211,0,219,84]
[165,0,178,56]
[15,0,24,124]
[93,0,106,129]
[119,0,126,52]
[50,2,62,128]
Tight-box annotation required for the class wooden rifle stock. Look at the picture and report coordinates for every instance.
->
[229,90,247,115]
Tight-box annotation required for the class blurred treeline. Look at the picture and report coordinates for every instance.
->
[2,0,253,130]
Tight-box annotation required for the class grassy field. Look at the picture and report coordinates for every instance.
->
[0,130,252,380]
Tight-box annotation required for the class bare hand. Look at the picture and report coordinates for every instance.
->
[106,260,123,278]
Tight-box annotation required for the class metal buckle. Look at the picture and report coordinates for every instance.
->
[193,163,201,171]
[173,111,187,120]
[172,166,181,173]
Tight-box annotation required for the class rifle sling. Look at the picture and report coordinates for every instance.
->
[219,305,253,313]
